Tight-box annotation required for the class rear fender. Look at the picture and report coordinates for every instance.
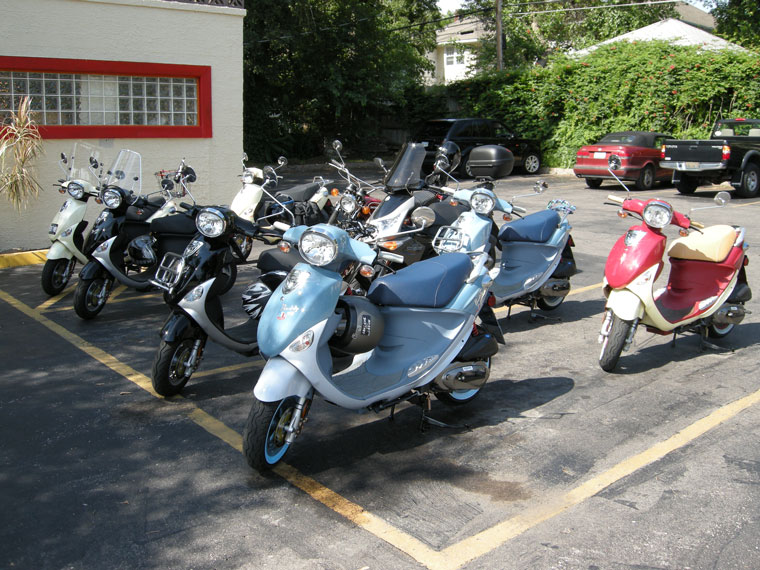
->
[253,356,312,402]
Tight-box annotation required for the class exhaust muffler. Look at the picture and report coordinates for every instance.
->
[711,303,749,326]
[434,361,490,392]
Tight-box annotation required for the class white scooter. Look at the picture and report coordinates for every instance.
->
[42,142,103,295]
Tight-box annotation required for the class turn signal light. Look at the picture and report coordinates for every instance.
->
[279,241,291,253]
[359,264,375,278]
[330,188,340,197]
[361,205,371,216]
[380,241,399,251]
[503,214,512,221]
[617,210,628,218]
[679,228,689,237]
[449,199,459,206]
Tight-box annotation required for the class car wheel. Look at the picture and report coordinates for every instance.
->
[635,165,655,191]
[585,178,603,189]
[522,152,541,175]
[737,163,760,198]
[675,175,698,195]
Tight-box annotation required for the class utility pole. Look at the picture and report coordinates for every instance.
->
[495,0,503,71]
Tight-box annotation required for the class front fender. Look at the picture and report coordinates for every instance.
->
[606,288,645,322]
[79,259,106,280]
[47,241,76,262]
[253,356,312,403]
[160,311,198,343]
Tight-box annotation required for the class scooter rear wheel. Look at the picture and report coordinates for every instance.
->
[243,396,300,472]
[151,337,202,397]
[73,276,110,320]
[536,295,564,311]
[435,359,489,405]
[708,322,735,338]
[41,258,75,296]
[599,314,632,372]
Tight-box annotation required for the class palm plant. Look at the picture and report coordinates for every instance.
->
[0,96,44,210]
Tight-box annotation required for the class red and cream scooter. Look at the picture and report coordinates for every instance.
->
[598,155,751,372]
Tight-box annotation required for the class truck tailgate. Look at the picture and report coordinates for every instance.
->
[662,140,725,165]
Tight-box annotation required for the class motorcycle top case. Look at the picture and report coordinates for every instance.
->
[467,145,514,178]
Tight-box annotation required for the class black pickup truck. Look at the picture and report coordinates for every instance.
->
[660,118,760,198]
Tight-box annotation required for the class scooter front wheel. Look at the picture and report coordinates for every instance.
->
[41,258,76,296]
[73,276,111,319]
[243,396,300,472]
[151,337,204,397]
[599,313,632,372]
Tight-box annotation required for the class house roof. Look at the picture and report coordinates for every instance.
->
[436,16,485,45]
[572,18,748,57]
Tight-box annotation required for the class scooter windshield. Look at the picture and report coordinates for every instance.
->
[104,149,142,194]
[383,143,427,191]
[68,142,100,187]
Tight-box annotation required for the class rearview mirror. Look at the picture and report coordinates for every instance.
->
[714,190,730,206]
[608,154,622,171]
[411,206,436,228]
[332,140,343,153]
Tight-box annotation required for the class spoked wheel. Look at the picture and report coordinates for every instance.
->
[41,258,76,296]
[151,336,204,397]
[537,294,565,311]
[243,396,302,472]
[707,321,735,339]
[599,313,633,372]
[73,276,111,320]
[232,233,253,263]
[435,359,489,405]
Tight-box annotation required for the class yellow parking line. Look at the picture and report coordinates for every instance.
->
[193,361,261,378]
[35,284,77,311]
[2,285,758,570]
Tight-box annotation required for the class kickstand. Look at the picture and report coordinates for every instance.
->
[417,394,471,432]
[699,327,731,352]
[671,331,678,348]
[389,404,396,422]
[529,302,561,323]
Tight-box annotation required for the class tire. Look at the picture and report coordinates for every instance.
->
[537,294,565,311]
[675,175,698,195]
[232,234,253,263]
[585,178,603,189]
[522,152,541,175]
[435,359,489,405]
[707,321,735,339]
[216,262,237,295]
[41,258,75,296]
[737,163,760,198]
[599,313,633,372]
[243,396,301,472]
[151,337,202,397]
[634,164,655,191]
[73,277,110,320]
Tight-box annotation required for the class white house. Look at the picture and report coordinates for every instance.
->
[427,16,485,85]
[0,0,245,251]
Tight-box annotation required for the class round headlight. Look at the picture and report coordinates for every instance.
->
[470,192,495,215]
[102,188,122,209]
[67,182,85,200]
[339,195,358,214]
[299,230,338,266]
[642,201,673,229]
[242,171,255,184]
[196,208,227,238]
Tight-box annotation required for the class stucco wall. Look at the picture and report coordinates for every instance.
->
[0,0,245,251]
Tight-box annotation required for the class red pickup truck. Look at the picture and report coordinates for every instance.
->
[660,118,760,198]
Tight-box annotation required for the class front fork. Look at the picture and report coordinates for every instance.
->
[599,309,639,353]
[183,337,206,379]
[284,394,313,445]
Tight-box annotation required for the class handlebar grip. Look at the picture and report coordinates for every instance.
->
[691,220,705,229]
[179,202,194,210]
[512,205,527,214]
[607,194,625,204]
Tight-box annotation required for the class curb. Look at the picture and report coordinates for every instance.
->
[0,249,48,269]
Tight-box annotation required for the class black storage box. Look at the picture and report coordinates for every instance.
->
[467,145,514,178]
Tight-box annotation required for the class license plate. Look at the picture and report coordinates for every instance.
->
[421,141,429,148]
[685,162,700,169]
[593,152,606,159]
[48,224,58,235]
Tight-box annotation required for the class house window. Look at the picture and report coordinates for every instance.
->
[0,57,211,139]
[445,46,465,66]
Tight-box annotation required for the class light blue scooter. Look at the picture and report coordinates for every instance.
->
[242,218,504,472]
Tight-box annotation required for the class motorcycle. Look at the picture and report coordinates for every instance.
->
[598,154,752,372]
[73,151,208,319]
[240,216,505,473]
[41,142,103,295]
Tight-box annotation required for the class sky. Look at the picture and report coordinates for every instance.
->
[436,0,713,15]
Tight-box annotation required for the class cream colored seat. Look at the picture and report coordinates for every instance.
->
[668,225,737,262]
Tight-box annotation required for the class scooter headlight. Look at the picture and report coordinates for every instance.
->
[67,183,85,200]
[196,208,226,238]
[299,230,337,266]
[370,211,404,233]
[339,195,358,214]
[102,188,122,209]
[470,192,495,215]
[642,200,673,229]
[241,171,255,184]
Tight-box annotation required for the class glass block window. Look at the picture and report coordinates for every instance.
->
[0,72,198,127]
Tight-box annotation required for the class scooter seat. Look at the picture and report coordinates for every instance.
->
[274,182,322,203]
[498,209,560,243]
[668,225,737,262]
[367,252,473,308]
[150,212,197,235]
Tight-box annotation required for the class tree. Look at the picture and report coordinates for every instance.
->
[459,0,676,70]
[709,0,760,51]
[243,0,440,160]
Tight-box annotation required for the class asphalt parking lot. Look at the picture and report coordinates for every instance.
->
[2,171,760,570]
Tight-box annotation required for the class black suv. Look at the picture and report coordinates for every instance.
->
[414,118,541,176]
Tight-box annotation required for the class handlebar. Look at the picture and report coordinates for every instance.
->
[691,220,705,229]
[607,194,625,205]
[512,205,527,214]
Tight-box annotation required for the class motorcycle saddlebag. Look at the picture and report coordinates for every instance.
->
[467,145,514,178]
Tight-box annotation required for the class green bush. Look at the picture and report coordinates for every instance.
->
[434,41,760,168]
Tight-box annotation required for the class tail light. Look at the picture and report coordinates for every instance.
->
[722,145,731,162]
[660,144,666,159]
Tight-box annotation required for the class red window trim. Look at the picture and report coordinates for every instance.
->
[0,56,212,139]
